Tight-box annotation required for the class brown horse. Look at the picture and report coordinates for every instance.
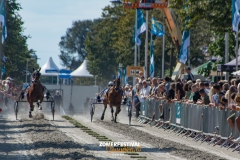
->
[101,77,122,123]
[27,68,44,118]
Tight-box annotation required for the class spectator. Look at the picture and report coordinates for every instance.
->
[83,97,90,114]
[164,76,171,92]
[230,78,236,86]
[183,83,190,99]
[54,91,62,110]
[199,82,205,90]
[211,84,225,107]
[149,78,158,96]
[166,83,175,101]
[235,78,240,87]
[188,84,201,104]
[135,83,143,117]
[140,80,150,99]
[185,67,194,81]
[175,82,185,101]
[204,82,210,94]
[197,88,210,105]
[222,83,230,94]
[124,85,132,98]
[225,85,237,105]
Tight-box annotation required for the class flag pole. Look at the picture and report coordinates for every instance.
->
[133,9,137,86]
[225,32,229,80]
[138,46,140,66]
[134,9,137,67]
[162,24,165,78]
[236,32,238,72]
[150,26,153,77]
[144,10,149,78]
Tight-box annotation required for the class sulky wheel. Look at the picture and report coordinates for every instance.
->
[90,104,95,122]
[51,102,55,121]
[128,103,132,126]
[14,102,18,120]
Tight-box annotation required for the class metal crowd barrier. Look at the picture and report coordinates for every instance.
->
[137,99,240,152]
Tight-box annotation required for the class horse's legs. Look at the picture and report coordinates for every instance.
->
[29,100,34,118]
[101,103,107,120]
[114,105,121,123]
[110,106,114,121]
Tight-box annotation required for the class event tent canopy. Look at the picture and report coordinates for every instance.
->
[70,59,93,77]
[40,57,59,76]
[217,56,240,72]
[191,61,212,75]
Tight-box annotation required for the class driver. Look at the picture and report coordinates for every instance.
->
[105,81,114,96]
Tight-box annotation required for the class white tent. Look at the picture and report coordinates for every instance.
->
[70,59,93,77]
[40,57,59,76]
[232,70,240,75]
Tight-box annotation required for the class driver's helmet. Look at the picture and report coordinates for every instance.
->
[108,81,114,86]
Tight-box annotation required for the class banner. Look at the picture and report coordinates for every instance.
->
[151,17,164,37]
[135,9,146,46]
[149,40,154,77]
[179,30,190,64]
[0,0,7,43]
[232,0,240,32]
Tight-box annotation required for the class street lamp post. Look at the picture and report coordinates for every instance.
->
[25,55,37,83]
[25,59,29,83]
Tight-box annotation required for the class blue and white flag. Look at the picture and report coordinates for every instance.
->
[151,17,164,37]
[232,0,240,32]
[0,0,7,43]
[179,30,190,64]
[135,9,146,46]
[118,68,122,78]
[2,55,6,62]
[123,68,128,85]
[149,40,154,77]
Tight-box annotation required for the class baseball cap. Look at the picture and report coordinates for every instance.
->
[185,67,191,70]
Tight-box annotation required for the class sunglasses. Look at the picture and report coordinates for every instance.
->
[108,85,113,87]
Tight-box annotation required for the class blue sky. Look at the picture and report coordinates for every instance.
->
[18,0,111,68]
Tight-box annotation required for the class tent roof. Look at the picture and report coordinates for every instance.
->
[225,56,240,66]
[191,61,212,75]
[70,59,93,77]
[40,57,59,76]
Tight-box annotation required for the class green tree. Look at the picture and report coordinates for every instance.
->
[2,0,38,83]
[59,19,101,70]
[85,5,120,81]
[171,0,236,76]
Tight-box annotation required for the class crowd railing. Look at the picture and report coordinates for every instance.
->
[137,99,240,153]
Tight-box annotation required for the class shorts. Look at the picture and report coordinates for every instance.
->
[228,113,236,123]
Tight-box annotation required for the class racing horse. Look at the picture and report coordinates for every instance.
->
[101,77,122,123]
[27,68,44,118]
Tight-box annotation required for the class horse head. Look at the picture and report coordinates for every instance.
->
[113,78,120,90]
[32,68,41,81]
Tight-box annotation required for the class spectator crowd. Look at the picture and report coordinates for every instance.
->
[0,77,23,113]
[121,68,240,143]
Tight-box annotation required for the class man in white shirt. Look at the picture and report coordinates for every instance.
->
[140,80,151,99]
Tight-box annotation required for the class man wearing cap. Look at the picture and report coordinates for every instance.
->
[105,81,114,97]
[54,91,62,111]
[185,67,194,81]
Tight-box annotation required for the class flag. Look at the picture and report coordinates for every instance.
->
[232,0,240,32]
[135,9,146,46]
[118,68,122,78]
[149,39,154,77]
[0,0,7,43]
[123,68,128,85]
[179,30,190,64]
[2,55,6,62]
[151,17,164,37]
